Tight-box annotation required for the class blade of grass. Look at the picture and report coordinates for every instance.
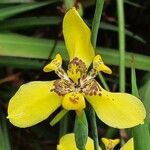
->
[117,0,126,92]
[90,0,105,150]
[0,121,5,150]
[139,75,150,123]
[0,112,11,150]
[0,0,34,3]
[100,22,146,44]
[91,0,108,90]
[0,17,146,44]
[0,0,59,20]
[0,33,150,71]
[124,0,144,8]
[131,57,150,150]
[0,17,61,30]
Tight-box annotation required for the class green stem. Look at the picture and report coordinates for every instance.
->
[63,0,75,10]
[91,0,109,90]
[59,113,69,138]
[89,108,99,150]
[91,0,104,47]
[117,0,126,92]
[98,73,110,91]
[90,0,105,150]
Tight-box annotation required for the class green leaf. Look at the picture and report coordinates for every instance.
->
[124,0,144,8]
[0,0,34,3]
[0,17,145,44]
[74,111,88,150]
[139,75,150,123]
[131,58,150,150]
[0,0,59,20]
[100,22,146,44]
[0,33,150,71]
[0,113,11,150]
[50,109,68,126]
[133,124,150,150]
[0,17,61,30]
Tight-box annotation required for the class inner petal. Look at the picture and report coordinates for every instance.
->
[67,57,87,83]
[62,92,86,111]
[93,54,112,74]
[43,54,62,72]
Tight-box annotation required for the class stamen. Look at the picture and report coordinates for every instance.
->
[81,79,101,96]
[55,67,70,81]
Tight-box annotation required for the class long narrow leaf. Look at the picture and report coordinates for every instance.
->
[0,33,149,71]
[139,75,150,123]
[0,17,61,30]
[74,111,88,150]
[0,113,11,150]
[124,0,144,8]
[131,58,150,150]
[0,0,59,20]
[0,0,34,3]
[0,0,35,4]
[0,17,146,43]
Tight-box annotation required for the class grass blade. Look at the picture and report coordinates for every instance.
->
[0,33,150,71]
[117,0,126,92]
[124,0,144,8]
[0,0,59,20]
[131,59,150,150]
[0,113,11,150]
[0,0,34,3]
[0,17,61,30]
[139,75,150,123]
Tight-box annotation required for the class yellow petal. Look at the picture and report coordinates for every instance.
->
[120,138,134,150]
[86,88,146,128]
[93,55,112,74]
[63,7,95,67]
[7,81,62,128]
[101,137,120,150]
[67,63,81,84]
[57,133,101,150]
[43,54,62,72]
[62,92,85,111]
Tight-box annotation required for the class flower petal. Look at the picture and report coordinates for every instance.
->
[101,137,120,150]
[62,92,85,111]
[57,133,97,150]
[7,81,62,128]
[120,138,134,150]
[86,88,146,128]
[43,54,62,72]
[63,7,95,67]
[93,55,112,74]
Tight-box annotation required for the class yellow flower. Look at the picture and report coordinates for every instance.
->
[57,133,101,150]
[7,7,146,128]
[102,137,134,150]
[101,137,120,150]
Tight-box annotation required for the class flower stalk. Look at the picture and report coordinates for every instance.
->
[117,0,126,92]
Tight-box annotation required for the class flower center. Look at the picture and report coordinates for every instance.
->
[51,57,102,97]
[43,54,111,111]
